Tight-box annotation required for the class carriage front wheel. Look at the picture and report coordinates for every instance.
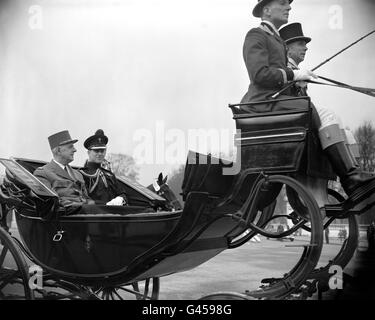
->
[92,277,160,300]
[0,225,34,300]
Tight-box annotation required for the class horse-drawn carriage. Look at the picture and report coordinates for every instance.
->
[1,97,374,300]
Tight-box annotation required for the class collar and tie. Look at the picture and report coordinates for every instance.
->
[261,21,280,37]
[64,165,73,179]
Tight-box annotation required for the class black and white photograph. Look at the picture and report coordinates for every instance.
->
[1,0,375,306]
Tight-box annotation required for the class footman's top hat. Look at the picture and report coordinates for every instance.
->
[48,130,78,150]
[253,0,293,18]
[84,129,108,150]
[279,22,311,44]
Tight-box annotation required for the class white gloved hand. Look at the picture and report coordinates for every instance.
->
[106,196,125,206]
[295,81,307,88]
[293,69,317,81]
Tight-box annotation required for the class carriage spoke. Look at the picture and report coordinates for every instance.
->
[113,289,124,300]
[0,246,9,268]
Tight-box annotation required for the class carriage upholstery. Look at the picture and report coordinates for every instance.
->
[230,97,311,174]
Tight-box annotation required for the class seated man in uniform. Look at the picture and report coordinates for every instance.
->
[80,129,128,206]
[34,130,94,209]
[240,0,374,198]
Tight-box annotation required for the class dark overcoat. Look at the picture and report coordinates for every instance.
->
[240,24,335,179]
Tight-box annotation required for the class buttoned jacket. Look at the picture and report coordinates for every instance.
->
[241,24,294,103]
[34,160,91,207]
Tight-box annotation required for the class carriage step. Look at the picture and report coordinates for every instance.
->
[346,180,375,209]
[284,244,318,248]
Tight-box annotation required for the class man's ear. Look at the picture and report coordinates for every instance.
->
[262,5,270,17]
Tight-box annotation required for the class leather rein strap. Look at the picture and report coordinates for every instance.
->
[307,76,375,98]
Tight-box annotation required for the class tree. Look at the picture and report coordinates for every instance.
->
[106,153,140,181]
[354,121,375,172]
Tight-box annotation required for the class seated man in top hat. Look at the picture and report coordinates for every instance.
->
[34,130,94,209]
[80,129,128,206]
[280,22,360,165]
[239,0,375,199]
[279,22,311,96]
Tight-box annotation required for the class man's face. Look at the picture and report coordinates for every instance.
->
[88,148,107,164]
[58,143,76,164]
[264,0,291,27]
[287,40,308,65]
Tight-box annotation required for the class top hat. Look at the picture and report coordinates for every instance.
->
[253,0,293,18]
[84,129,108,150]
[48,130,78,150]
[279,22,311,44]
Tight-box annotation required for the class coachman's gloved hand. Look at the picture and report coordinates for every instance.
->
[293,69,317,81]
[106,196,125,206]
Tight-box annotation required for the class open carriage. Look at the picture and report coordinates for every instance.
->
[1,97,375,300]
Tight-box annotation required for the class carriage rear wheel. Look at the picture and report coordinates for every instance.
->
[309,189,358,291]
[0,226,34,300]
[242,175,323,300]
[93,277,160,300]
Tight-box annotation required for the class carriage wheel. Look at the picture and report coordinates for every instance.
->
[309,189,358,291]
[199,292,256,300]
[0,226,34,300]
[244,175,323,299]
[93,277,160,300]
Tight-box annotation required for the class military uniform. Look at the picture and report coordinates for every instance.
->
[33,130,94,209]
[81,129,128,205]
[34,160,92,207]
[80,161,127,205]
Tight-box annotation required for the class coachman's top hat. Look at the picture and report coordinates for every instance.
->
[279,22,311,44]
[252,0,293,18]
[84,129,108,150]
[48,130,78,150]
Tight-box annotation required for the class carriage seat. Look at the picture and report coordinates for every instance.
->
[230,97,311,174]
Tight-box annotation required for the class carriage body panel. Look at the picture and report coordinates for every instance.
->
[15,209,181,278]
[232,97,311,174]
[14,201,240,286]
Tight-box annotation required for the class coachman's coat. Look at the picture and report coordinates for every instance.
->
[240,24,335,179]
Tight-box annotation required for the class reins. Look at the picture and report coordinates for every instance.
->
[271,29,375,99]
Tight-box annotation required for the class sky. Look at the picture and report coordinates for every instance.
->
[0,0,374,185]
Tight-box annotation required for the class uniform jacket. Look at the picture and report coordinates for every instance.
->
[80,162,128,205]
[241,23,294,103]
[34,160,92,207]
